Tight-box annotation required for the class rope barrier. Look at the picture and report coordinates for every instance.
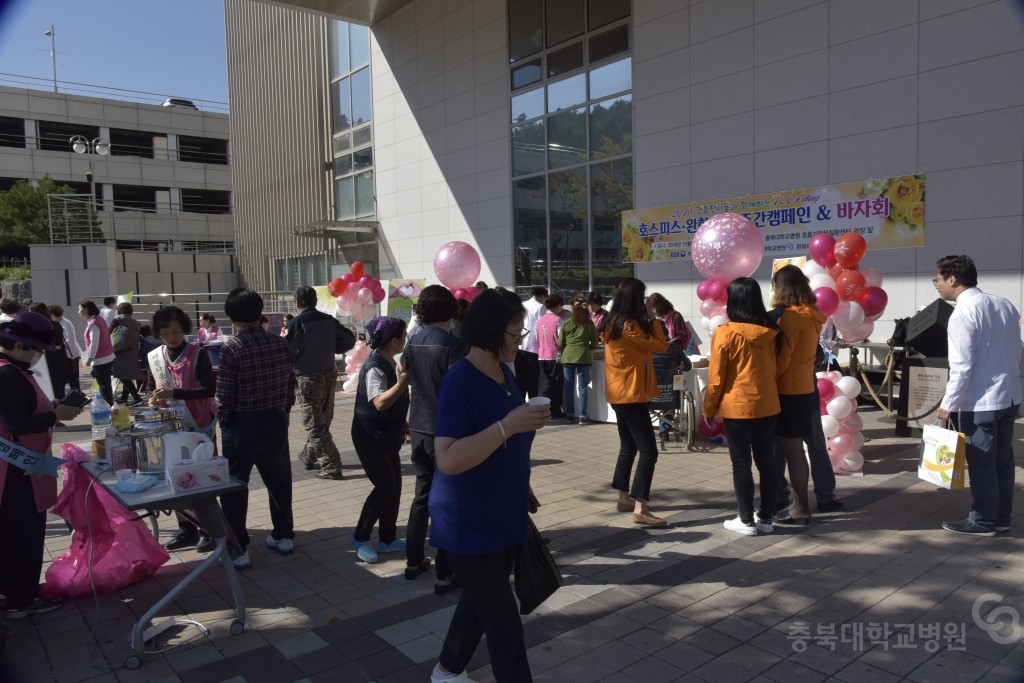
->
[852,349,943,422]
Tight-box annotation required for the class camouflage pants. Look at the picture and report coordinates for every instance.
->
[297,369,342,473]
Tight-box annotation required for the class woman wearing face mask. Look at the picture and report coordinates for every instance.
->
[350,316,411,564]
[0,312,83,619]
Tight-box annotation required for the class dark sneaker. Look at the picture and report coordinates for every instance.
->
[4,596,64,620]
[816,497,844,512]
[164,531,199,551]
[942,519,996,537]
[315,470,344,480]
[578,416,593,425]
[435,577,461,596]
[995,525,1010,533]
[302,460,319,471]
[405,558,432,580]
[195,534,216,553]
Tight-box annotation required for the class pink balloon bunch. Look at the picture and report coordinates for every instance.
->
[801,232,888,343]
[341,341,370,393]
[335,262,386,323]
[817,371,865,475]
[696,278,729,338]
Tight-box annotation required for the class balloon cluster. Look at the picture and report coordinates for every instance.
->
[329,261,385,324]
[697,415,726,444]
[692,213,766,338]
[434,241,482,301]
[802,232,888,343]
[817,371,865,475]
[341,340,370,394]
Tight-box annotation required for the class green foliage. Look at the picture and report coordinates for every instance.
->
[0,176,99,247]
[0,266,31,281]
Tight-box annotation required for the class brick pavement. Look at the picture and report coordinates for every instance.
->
[2,393,1023,682]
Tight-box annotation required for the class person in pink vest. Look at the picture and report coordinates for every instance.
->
[0,312,83,619]
[147,306,219,553]
[536,295,568,418]
[78,300,115,405]
[197,313,221,343]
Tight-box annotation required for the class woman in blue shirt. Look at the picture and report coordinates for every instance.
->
[430,288,550,683]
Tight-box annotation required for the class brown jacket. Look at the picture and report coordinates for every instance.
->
[775,304,827,395]
[704,322,780,419]
[600,319,667,405]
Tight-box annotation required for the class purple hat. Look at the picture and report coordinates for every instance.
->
[364,316,406,349]
[0,311,57,352]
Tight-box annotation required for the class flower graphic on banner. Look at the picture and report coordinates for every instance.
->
[863,174,926,247]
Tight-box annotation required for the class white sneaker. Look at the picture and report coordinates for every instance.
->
[724,516,757,536]
[754,511,774,535]
[431,662,477,682]
[266,536,295,555]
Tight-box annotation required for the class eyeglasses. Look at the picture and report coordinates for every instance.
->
[932,277,942,286]
[506,328,528,344]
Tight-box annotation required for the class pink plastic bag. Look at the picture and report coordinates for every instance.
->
[43,443,170,599]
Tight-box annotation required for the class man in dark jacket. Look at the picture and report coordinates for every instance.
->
[286,286,356,479]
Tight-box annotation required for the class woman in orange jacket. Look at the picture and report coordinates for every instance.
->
[704,278,782,536]
[771,265,827,525]
[600,278,668,526]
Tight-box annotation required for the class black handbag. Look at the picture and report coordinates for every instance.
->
[514,518,562,615]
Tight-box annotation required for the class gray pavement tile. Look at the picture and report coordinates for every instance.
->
[685,627,744,656]
[526,639,588,673]
[395,633,445,664]
[553,654,622,683]
[763,658,832,682]
[832,659,906,683]
[166,642,224,673]
[709,614,769,643]
[978,663,1024,683]
[904,649,1000,682]
[690,655,768,682]
[272,631,329,658]
[175,658,240,683]
[620,652,694,682]
[240,660,306,683]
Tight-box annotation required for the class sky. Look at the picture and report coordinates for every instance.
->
[0,0,229,107]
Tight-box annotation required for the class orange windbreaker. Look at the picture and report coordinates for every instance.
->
[703,322,780,419]
[600,319,667,405]
[775,304,827,395]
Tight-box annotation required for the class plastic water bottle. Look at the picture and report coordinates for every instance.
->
[90,395,112,441]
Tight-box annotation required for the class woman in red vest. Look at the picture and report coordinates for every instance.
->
[79,300,115,405]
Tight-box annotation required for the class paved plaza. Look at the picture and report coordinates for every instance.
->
[2,393,1023,683]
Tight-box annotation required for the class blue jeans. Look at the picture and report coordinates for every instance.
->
[952,404,1019,527]
[562,364,591,418]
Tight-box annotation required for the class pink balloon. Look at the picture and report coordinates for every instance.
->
[820,400,829,416]
[699,300,718,318]
[696,280,713,301]
[357,287,373,304]
[341,272,356,283]
[817,378,836,401]
[434,241,482,290]
[692,214,765,282]
[464,287,480,301]
[859,287,888,317]
[826,371,843,383]
[826,395,853,420]
[833,300,865,331]
[844,320,875,343]
[808,233,837,267]
[829,433,855,457]
[371,288,386,304]
[452,288,468,300]
[862,268,884,288]
[841,414,864,433]
[813,287,840,316]
[707,280,728,305]
[698,417,724,438]
[357,275,374,289]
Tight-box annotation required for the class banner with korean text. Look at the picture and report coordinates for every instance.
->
[621,174,926,263]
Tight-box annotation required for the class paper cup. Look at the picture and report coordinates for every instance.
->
[528,397,551,407]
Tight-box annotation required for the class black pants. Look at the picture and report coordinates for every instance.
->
[220,410,294,551]
[611,403,660,501]
[119,378,142,402]
[67,357,82,392]
[91,361,114,406]
[439,546,531,682]
[538,360,564,415]
[406,432,451,578]
[0,466,47,609]
[513,350,540,399]
[954,404,1019,527]
[352,426,402,544]
[723,416,778,525]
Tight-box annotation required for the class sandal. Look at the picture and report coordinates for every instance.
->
[632,512,667,527]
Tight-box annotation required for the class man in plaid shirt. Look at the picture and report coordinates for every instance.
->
[217,288,297,570]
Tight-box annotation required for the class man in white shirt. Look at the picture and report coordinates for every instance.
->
[514,286,547,399]
[99,296,117,329]
[934,255,1022,537]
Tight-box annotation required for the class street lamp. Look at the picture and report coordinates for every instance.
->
[44,26,57,92]
[69,135,110,234]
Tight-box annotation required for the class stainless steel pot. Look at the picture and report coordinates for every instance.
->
[119,408,183,478]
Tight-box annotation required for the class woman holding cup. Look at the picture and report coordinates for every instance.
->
[429,287,549,683]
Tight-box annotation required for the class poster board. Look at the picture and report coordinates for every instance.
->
[895,357,949,437]
[385,279,425,323]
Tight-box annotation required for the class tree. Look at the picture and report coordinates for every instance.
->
[0,176,100,247]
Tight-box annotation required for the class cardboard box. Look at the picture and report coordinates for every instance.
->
[166,458,230,493]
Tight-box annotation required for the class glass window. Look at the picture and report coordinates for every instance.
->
[351,67,372,126]
[335,176,354,219]
[589,94,632,158]
[355,170,375,216]
[334,154,353,176]
[332,78,351,133]
[546,0,584,48]
[548,167,589,297]
[591,157,634,293]
[512,59,542,90]
[350,24,370,69]
[353,125,372,148]
[589,58,631,100]
[547,42,583,78]
[511,87,544,124]
[333,133,351,155]
[590,24,629,63]
[509,0,543,63]
[547,72,585,112]
[513,176,548,295]
[353,147,373,172]
[547,107,586,169]
[330,22,350,78]
[512,119,546,177]
[588,0,629,30]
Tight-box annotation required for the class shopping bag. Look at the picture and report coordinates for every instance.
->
[918,422,967,489]
[514,518,562,615]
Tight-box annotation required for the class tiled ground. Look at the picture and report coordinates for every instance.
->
[2,392,1023,683]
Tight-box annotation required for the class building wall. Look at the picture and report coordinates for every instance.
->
[224,0,335,291]
[370,0,513,285]
[631,0,1024,340]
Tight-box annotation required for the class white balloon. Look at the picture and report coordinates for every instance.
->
[833,300,865,331]
[815,371,828,380]
[700,316,711,331]
[836,376,862,400]
[801,261,827,278]
[851,432,865,450]
[709,315,728,338]
[808,274,836,291]
[862,268,884,288]
[826,395,853,420]
[842,451,864,471]
[821,415,840,439]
